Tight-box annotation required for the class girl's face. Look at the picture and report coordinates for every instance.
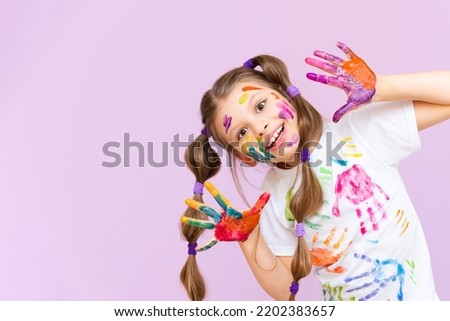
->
[213,81,300,166]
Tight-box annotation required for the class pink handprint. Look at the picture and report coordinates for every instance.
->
[332,165,390,235]
[305,42,376,122]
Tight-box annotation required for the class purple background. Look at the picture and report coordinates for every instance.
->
[0,0,449,300]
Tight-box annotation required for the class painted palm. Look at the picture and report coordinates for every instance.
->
[306,42,376,122]
[182,182,270,251]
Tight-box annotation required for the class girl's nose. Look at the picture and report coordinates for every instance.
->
[258,124,268,137]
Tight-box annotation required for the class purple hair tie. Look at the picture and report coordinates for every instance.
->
[289,281,299,295]
[243,58,257,69]
[301,149,310,163]
[193,182,204,195]
[200,126,209,137]
[295,223,305,237]
[287,85,301,97]
[188,243,197,256]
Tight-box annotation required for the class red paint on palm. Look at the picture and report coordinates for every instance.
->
[214,192,270,242]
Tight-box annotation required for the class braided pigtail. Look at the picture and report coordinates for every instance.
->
[250,55,324,300]
[180,133,221,301]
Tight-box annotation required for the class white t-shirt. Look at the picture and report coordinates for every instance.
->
[259,101,439,301]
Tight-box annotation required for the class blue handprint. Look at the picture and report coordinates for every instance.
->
[344,253,405,301]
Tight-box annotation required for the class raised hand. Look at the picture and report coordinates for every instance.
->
[182,182,270,251]
[305,42,376,122]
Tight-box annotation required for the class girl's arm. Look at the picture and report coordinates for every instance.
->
[184,183,294,300]
[374,72,450,130]
[305,43,450,127]
[239,226,294,301]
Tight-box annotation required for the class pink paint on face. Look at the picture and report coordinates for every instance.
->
[287,134,299,147]
[223,114,232,134]
[276,100,295,120]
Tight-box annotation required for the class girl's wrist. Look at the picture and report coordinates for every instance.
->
[371,74,387,102]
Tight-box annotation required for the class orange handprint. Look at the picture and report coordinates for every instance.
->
[310,227,351,273]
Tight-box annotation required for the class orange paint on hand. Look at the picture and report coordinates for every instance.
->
[343,57,376,89]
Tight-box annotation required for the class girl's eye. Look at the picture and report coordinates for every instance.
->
[237,128,248,140]
[256,100,266,112]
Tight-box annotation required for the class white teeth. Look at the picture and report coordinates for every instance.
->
[267,126,284,148]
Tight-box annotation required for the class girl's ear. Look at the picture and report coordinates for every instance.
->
[234,152,257,167]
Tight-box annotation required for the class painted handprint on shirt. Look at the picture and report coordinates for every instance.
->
[332,164,390,235]
[323,283,356,301]
[311,227,351,273]
[345,253,405,301]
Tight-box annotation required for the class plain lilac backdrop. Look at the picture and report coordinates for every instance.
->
[0,0,449,300]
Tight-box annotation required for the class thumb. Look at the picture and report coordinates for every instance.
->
[333,102,357,123]
[250,192,271,213]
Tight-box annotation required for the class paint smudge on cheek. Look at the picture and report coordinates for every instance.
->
[241,134,275,163]
[239,92,249,105]
[276,100,295,120]
[287,134,299,147]
[223,115,232,134]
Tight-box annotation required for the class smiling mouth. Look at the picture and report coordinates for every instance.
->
[267,125,284,149]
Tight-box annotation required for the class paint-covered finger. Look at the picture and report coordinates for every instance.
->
[306,73,347,90]
[197,238,219,251]
[185,198,221,222]
[226,207,242,219]
[204,181,231,211]
[313,50,344,66]
[305,57,341,75]
[336,42,357,59]
[333,102,358,123]
[250,192,271,213]
[181,216,215,229]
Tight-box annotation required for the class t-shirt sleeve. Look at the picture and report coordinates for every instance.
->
[341,100,421,167]
[259,169,298,256]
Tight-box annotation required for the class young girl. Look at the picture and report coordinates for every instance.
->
[180,42,450,301]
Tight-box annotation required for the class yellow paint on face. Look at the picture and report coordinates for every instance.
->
[239,92,249,105]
